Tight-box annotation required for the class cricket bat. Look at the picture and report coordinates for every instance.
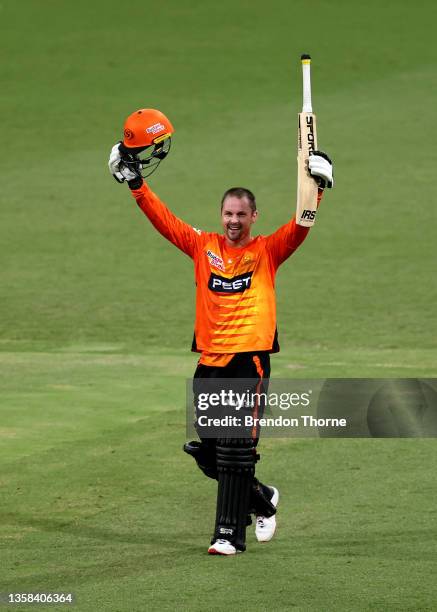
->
[296,54,318,226]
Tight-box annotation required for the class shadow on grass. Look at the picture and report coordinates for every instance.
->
[0,511,200,549]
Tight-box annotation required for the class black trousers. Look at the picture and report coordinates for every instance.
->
[192,351,273,521]
[191,352,273,549]
[193,351,271,443]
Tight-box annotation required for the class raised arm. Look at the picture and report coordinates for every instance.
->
[108,141,201,258]
[130,181,201,259]
[266,189,323,269]
[267,150,334,268]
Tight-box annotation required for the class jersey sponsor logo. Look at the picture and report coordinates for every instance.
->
[208,271,253,293]
[146,122,165,135]
[206,249,225,271]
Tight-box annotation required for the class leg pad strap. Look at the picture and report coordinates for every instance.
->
[183,440,217,480]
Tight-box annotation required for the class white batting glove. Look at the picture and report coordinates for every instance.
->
[108,142,138,183]
[309,151,334,189]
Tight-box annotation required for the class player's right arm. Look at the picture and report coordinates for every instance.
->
[130,180,201,259]
[266,151,333,267]
[109,143,201,258]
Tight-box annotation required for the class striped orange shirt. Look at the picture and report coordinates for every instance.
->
[131,182,320,365]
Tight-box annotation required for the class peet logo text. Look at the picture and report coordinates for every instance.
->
[208,272,253,293]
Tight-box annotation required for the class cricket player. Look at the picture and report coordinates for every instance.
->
[108,109,333,555]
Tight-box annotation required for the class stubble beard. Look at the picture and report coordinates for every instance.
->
[226,224,244,243]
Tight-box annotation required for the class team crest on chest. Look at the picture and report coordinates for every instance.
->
[206,249,225,272]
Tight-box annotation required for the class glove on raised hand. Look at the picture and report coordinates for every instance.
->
[308,151,334,189]
[108,142,139,185]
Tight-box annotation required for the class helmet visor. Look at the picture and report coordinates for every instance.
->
[120,136,172,179]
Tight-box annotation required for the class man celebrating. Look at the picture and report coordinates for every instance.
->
[108,108,333,555]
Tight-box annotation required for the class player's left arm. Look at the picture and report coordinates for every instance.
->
[266,151,333,268]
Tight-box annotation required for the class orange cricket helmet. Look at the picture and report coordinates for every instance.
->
[123,108,174,149]
[119,108,174,179]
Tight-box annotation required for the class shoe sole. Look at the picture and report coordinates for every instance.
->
[208,547,241,555]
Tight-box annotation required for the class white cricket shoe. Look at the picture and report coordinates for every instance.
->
[255,486,279,543]
[208,539,240,555]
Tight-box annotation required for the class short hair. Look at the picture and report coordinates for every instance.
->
[221,187,256,212]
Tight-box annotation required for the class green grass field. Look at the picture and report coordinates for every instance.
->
[1,0,437,610]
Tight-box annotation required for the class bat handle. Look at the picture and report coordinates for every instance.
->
[301,54,313,113]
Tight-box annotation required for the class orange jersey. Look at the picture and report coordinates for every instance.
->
[131,182,320,363]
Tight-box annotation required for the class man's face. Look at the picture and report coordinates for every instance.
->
[221,196,257,245]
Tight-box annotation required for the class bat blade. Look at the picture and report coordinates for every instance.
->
[296,111,318,226]
[296,54,319,227]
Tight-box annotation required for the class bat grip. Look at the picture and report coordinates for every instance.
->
[302,61,312,113]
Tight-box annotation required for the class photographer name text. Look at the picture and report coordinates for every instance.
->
[197,415,347,428]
